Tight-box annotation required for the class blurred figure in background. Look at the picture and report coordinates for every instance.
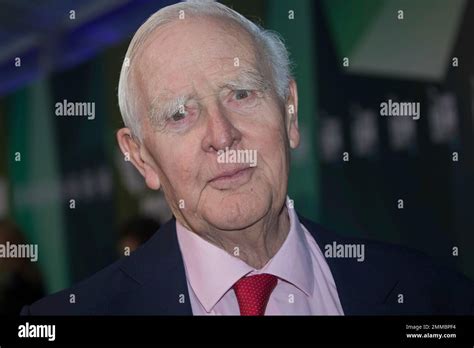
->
[117,216,160,256]
[0,219,44,315]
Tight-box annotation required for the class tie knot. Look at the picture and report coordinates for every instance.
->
[232,273,278,316]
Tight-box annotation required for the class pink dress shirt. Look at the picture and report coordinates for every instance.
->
[176,197,345,315]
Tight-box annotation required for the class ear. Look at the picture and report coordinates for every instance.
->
[286,79,300,149]
[116,128,161,190]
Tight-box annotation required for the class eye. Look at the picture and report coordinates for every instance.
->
[166,102,199,128]
[169,103,190,122]
[225,89,260,110]
[170,110,187,122]
[234,89,250,100]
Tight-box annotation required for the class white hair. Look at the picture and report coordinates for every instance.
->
[118,0,293,140]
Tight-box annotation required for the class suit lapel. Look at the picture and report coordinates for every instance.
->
[119,217,193,315]
[299,216,401,315]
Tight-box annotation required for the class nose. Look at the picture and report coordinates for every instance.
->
[201,100,242,153]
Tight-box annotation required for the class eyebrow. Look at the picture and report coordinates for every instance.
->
[148,68,271,129]
[149,93,188,130]
[218,68,270,91]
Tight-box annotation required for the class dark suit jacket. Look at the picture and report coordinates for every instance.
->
[21,216,474,315]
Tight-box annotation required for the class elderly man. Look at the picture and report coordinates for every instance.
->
[21,0,473,316]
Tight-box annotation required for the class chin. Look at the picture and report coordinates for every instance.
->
[203,190,269,230]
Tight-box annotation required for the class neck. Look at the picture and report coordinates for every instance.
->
[199,205,291,269]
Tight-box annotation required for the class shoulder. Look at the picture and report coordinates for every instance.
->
[300,215,474,314]
[21,256,137,315]
[21,217,186,316]
[300,215,437,268]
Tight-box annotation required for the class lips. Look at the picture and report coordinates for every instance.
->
[208,166,254,189]
[209,166,251,182]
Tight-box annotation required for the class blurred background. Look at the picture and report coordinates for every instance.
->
[0,0,473,314]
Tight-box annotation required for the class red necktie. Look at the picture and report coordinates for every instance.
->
[232,274,278,316]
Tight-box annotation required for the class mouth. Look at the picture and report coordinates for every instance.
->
[208,166,254,190]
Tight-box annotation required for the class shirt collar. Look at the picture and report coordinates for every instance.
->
[258,197,314,296]
[175,196,314,312]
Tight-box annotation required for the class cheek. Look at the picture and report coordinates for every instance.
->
[245,101,287,143]
[153,138,203,194]
[163,155,191,184]
[262,137,288,176]
[244,118,288,179]
[247,111,287,156]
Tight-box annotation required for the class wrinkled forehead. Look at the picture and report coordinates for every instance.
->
[131,15,265,102]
